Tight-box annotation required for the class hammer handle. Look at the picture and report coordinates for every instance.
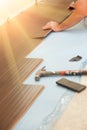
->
[41,70,87,76]
[54,70,87,76]
[35,69,87,81]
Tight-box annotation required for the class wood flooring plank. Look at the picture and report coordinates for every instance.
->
[0,84,44,130]
[0,2,72,62]
[15,4,71,38]
[0,58,43,81]
[0,58,43,103]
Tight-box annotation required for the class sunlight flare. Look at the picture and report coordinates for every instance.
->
[1,26,20,81]
[0,0,34,25]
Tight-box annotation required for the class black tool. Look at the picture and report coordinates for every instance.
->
[56,78,86,92]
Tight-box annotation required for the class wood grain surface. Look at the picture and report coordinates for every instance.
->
[0,84,44,130]
[0,58,43,103]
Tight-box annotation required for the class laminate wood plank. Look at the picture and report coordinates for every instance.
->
[0,84,44,130]
[0,58,43,103]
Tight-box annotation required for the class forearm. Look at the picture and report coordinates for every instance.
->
[57,12,84,31]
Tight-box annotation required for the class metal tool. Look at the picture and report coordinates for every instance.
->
[35,66,87,81]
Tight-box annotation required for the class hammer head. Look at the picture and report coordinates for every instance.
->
[35,66,46,81]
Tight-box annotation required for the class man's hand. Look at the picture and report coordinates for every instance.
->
[42,21,60,32]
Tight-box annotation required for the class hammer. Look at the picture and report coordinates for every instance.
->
[35,66,87,81]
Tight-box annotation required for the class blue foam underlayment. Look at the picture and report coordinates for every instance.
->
[13,20,87,130]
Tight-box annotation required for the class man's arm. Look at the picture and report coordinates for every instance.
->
[43,11,84,32]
